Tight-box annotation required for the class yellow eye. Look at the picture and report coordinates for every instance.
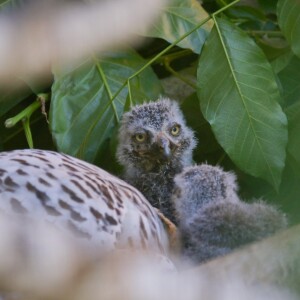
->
[134,133,146,142]
[170,124,181,136]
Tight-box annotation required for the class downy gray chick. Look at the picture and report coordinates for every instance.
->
[172,164,288,264]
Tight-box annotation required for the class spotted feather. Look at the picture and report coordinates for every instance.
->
[0,149,171,257]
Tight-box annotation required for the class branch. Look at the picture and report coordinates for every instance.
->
[189,224,300,296]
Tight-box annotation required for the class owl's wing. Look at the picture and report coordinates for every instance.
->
[0,149,171,256]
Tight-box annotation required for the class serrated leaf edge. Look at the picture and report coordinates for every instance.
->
[213,17,280,188]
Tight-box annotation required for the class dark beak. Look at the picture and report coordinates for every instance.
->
[157,136,171,159]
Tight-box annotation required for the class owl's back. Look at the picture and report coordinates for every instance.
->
[0,149,170,255]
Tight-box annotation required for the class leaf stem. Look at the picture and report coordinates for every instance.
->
[22,118,34,149]
[247,30,283,37]
[155,49,194,64]
[0,0,10,8]
[77,0,240,157]
[127,79,133,107]
[212,0,240,17]
[3,115,42,143]
[5,100,39,128]
[218,0,230,7]
[164,58,197,89]
[93,57,120,123]
[110,0,240,105]
[4,93,49,148]
[216,152,227,165]
[110,17,210,104]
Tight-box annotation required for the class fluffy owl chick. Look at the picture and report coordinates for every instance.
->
[117,98,196,223]
[172,165,288,264]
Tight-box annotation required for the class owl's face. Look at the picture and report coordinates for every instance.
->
[117,98,196,172]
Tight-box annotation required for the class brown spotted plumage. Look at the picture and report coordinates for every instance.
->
[0,149,171,258]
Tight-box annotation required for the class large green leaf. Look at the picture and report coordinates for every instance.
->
[145,0,213,53]
[50,50,162,163]
[277,55,300,107]
[277,0,300,58]
[270,101,300,224]
[197,17,288,190]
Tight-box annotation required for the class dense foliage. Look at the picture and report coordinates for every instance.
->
[1,0,300,223]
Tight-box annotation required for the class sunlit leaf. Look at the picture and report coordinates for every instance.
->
[144,0,213,53]
[50,50,162,163]
[197,17,288,190]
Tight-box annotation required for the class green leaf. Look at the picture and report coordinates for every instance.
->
[144,0,213,53]
[226,6,267,22]
[197,17,288,190]
[285,102,300,164]
[271,50,293,73]
[256,37,289,61]
[275,155,300,224]
[277,55,300,107]
[277,0,300,58]
[258,0,278,14]
[50,50,162,163]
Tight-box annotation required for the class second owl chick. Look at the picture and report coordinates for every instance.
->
[172,165,288,264]
[117,98,196,223]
